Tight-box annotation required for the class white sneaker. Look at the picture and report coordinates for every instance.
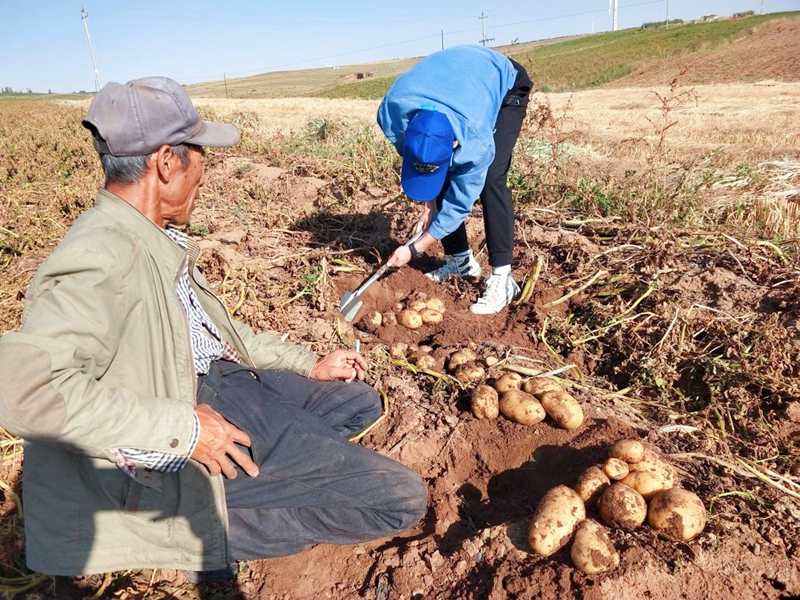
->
[425,253,481,282]
[470,274,520,315]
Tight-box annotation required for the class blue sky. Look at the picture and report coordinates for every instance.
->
[2,0,797,93]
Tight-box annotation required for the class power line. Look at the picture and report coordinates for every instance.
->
[80,7,101,92]
[479,11,495,47]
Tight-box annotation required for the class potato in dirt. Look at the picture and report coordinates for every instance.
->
[499,389,546,425]
[610,439,645,464]
[648,488,706,541]
[522,377,562,397]
[598,482,647,531]
[528,485,586,558]
[447,348,478,372]
[539,391,584,429]
[454,362,485,383]
[493,372,522,393]
[575,465,611,505]
[571,519,619,574]
[471,385,499,419]
[398,309,423,329]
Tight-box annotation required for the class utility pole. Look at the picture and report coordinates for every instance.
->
[760,0,764,14]
[608,0,619,32]
[223,73,229,99]
[665,0,670,29]
[479,12,494,47]
[80,7,101,92]
[441,29,444,51]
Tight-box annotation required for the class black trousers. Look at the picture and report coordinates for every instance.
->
[197,360,427,561]
[437,59,532,267]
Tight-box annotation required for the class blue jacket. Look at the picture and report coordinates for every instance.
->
[377,45,517,240]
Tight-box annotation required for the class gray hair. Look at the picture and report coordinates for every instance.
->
[98,143,196,187]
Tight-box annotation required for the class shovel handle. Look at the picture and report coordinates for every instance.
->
[351,230,426,299]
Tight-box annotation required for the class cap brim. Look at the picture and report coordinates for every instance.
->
[184,120,240,148]
[401,154,448,202]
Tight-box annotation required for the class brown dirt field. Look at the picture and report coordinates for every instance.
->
[1,95,799,599]
[614,19,800,87]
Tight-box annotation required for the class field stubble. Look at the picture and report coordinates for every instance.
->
[0,80,799,599]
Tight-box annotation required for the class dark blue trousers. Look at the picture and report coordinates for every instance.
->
[196,360,427,561]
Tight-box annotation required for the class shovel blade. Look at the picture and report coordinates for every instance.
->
[339,291,363,323]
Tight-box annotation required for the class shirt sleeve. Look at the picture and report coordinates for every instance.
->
[427,154,494,241]
[114,412,200,475]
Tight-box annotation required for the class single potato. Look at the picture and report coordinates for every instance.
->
[425,298,446,313]
[570,520,620,575]
[389,343,408,360]
[484,355,499,367]
[598,483,647,531]
[499,389,546,425]
[539,391,584,430]
[648,488,706,541]
[471,385,500,420]
[620,471,668,501]
[610,439,644,464]
[575,465,611,506]
[603,458,630,481]
[414,354,437,371]
[627,448,677,489]
[420,308,444,324]
[361,311,382,332]
[522,377,563,397]
[398,309,423,330]
[408,299,428,312]
[392,302,405,313]
[382,311,398,327]
[418,345,433,353]
[528,486,586,558]
[454,362,485,383]
[447,348,478,372]
[493,372,523,394]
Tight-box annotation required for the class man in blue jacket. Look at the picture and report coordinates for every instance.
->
[379,45,532,314]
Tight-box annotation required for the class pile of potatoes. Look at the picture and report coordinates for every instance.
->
[471,375,584,431]
[528,439,706,575]
[360,294,447,333]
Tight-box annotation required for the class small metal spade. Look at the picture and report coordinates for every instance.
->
[339,230,424,323]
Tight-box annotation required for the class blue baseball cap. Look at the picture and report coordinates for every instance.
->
[401,109,454,202]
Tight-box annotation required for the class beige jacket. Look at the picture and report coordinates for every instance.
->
[0,190,319,575]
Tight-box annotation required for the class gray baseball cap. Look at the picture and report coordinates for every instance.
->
[82,76,240,157]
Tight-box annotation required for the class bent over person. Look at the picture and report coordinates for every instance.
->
[0,77,426,577]
[378,45,533,314]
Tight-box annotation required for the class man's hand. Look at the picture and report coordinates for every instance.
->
[387,245,412,268]
[309,349,367,383]
[191,404,259,479]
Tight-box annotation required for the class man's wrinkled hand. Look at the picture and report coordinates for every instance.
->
[309,349,367,383]
[191,404,259,479]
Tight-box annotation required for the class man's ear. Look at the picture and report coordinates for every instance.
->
[153,145,174,183]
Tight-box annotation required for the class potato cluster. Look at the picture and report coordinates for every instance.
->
[471,375,584,431]
[528,439,706,575]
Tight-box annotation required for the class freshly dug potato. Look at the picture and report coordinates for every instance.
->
[389,343,408,360]
[398,309,423,330]
[361,311,382,332]
[620,471,668,501]
[539,391,584,430]
[570,520,619,574]
[418,345,433,353]
[454,362,485,383]
[575,465,611,506]
[603,458,630,481]
[610,439,644,464]
[493,372,523,394]
[627,448,677,489]
[382,311,397,327]
[447,348,478,372]
[528,486,586,558]
[499,390,546,426]
[392,302,405,313]
[408,299,428,312]
[598,483,647,531]
[420,308,443,324]
[484,355,499,367]
[648,488,706,541]
[414,354,437,371]
[522,377,563,397]
[471,385,499,420]
[425,298,446,313]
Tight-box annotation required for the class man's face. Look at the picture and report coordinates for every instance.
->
[162,145,205,226]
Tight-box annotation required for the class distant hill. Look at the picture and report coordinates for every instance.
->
[187,12,799,100]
